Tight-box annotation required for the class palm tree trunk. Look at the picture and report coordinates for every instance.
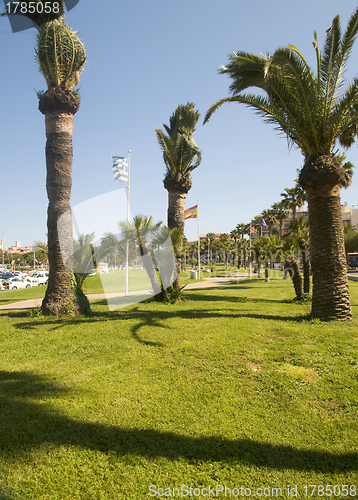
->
[166,188,188,289]
[167,190,186,230]
[285,258,303,300]
[39,87,81,315]
[139,245,161,293]
[307,184,352,320]
[298,237,310,295]
[264,264,270,282]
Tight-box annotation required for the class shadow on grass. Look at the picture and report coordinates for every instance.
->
[10,304,311,347]
[0,371,356,473]
[184,290,297,304]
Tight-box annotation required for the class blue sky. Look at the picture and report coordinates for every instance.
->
[1,0,358,247]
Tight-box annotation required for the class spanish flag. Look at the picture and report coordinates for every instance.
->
[184,205,198,220]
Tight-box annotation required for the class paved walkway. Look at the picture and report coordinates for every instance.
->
[0,273,250,311]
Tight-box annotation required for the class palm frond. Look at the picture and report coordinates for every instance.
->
[156,103,202,177]
[36,18,86,89]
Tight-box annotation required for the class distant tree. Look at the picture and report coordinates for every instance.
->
[282,237,304,300]
[219,233,231,270]
[230,229,240,266]
[238,238,250,269]
[271,202,290,240]
[206,232,216,261]
[286,216,310,294]
[280,186,306,220]
[261,209,277,236]
[344,224,358,260]
[236,223,250,239]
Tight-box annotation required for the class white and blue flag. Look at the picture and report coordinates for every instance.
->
[112,156,128,182]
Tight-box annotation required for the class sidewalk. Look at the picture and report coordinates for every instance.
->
[0,273,250,311]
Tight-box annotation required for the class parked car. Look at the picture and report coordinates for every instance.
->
[0,273,14,279]
[30,271,49,286]
[3,278,32,290]
[23,277,38,287]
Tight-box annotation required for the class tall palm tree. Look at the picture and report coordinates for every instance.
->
[5,2,86,315]
[271,202,290,240]
[280,185,306,220]
[204,9,358,320]
[155,103,202,289]
[155,103,202,231]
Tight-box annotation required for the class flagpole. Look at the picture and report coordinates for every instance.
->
[197,200,200,280]
[249,222,252,277]
[125,150,131,296]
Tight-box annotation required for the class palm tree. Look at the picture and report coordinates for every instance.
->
[261,209,277,237]
[204,9,358,320]
[286,216,311,295]
[236,223,250,240]
[259,235,279,282]
[238,238,250,269]
[230,229,240,267]
[282,237,304,301]
[118,215,162,293]
[155,103,202,289]
[155,103,202,231]
[5,3,86,315]
[219,233,231,270]
[206,232,216,262]
[271,202,290,240]
[280,185,306,220]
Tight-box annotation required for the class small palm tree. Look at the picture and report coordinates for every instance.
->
[204,9,358,320]
[286,216,311,295]
[118,215,162,293]
[282,237,304,301]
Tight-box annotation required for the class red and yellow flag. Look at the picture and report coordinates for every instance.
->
[184,205,198,220]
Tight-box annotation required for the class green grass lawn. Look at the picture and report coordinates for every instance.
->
[0,278,357,499]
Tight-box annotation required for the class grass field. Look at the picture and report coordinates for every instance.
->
[0,277,357,499]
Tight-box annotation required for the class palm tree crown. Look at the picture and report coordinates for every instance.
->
[280,186,306,220]
[156,102,202,188]
[204,9,358,157]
